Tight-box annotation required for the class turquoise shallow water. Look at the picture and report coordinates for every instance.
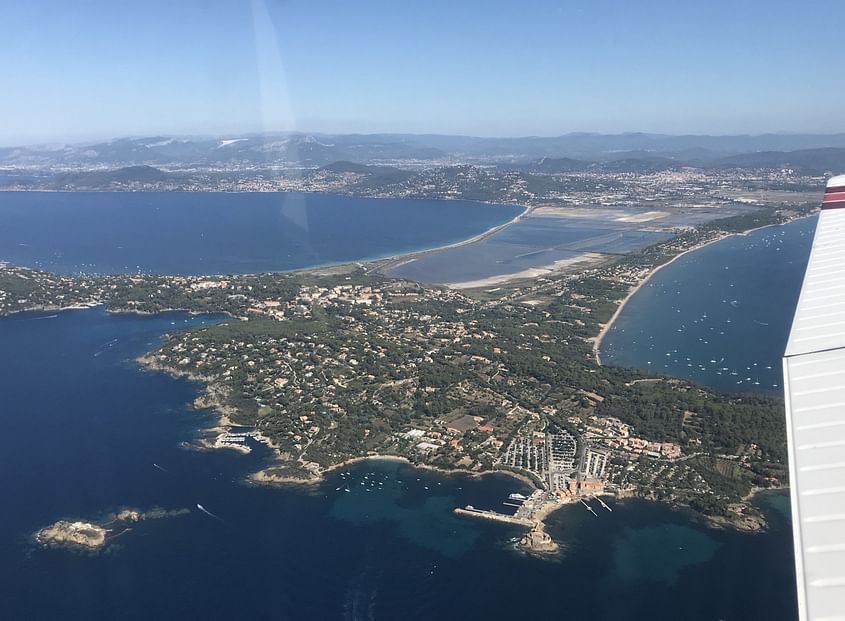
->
[0,308,798,620]
[612,523,720,586]
[0,193,803,619]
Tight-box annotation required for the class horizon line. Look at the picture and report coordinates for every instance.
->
[6,128,845,149]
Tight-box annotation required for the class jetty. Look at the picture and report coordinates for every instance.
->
[454,505,534,528]
[579,498,598,517]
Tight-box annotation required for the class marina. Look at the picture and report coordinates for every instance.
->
[0,304,800,620]
[456,488,615,531]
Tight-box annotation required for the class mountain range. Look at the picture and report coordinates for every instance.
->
[3,132,845,174]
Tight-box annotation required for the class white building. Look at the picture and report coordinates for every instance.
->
[584,448,609,479]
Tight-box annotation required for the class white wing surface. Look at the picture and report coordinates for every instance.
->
[784,174,845,621]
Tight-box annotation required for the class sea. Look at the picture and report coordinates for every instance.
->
[0,192,521,275]
[600,216,818,393]
[0,194,804,620]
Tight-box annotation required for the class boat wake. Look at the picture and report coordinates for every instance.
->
[196,503,224,522]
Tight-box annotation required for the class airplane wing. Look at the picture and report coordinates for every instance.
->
[784,174,845,621]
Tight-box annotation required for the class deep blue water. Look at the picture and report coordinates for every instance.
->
[601,216,817,393]
[0,308,798,620]
[0,192,521,275]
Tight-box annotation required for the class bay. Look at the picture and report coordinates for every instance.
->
[600,216,817,393]
[0,192,521,275]
[0,193,804,620]
[0,308,797,620]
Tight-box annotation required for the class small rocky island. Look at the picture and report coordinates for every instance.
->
[4,202,812,549]
[35,520,108,551]
[520,529,560,555]
[34,507,190,552]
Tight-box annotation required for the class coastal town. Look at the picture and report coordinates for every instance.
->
[1,135,826,556]
[2,184,810,551]
[0,153,822,218]
[5,1,841,614]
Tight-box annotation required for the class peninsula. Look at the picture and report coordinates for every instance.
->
[1,201,812,545]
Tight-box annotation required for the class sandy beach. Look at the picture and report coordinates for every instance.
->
[446,252,605,290]
[374,204,532,276]
[591,233,731,365]
[591,213,814,365]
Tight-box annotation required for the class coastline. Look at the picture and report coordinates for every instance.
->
[132,354,541,494]
[2,204,811,558]
[0,197,529,283]
[444,251,604,290]
[365,204,532,276]
[124,211,805,543]
[591,233,730,365]
[591,213,815,366]
[248,453,541,491]
[223,200,531,280]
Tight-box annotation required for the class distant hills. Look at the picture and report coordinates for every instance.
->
[0,135,448,169]
[531,157,591,173]
[318,161,414,185]
[50,165,171,188]
[518,147,845,175]
[709,148,845,175]
[527,155,683,174]
[3,132,845,174]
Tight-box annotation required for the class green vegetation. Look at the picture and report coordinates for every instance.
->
[0,203,809,524]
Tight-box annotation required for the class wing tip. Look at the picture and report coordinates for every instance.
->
[823,174,845,209]
[827,174,845,189]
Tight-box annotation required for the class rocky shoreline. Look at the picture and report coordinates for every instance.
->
[34,507,190,552]
[133,307,776,551]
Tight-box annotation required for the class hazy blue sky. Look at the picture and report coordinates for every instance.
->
[2,0,844,144]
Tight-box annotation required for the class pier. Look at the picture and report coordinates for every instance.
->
[454,506,534,528]
[579,498,598,517]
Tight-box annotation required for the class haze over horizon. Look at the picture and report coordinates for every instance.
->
[3,0,845,145]
[9,129,845,151]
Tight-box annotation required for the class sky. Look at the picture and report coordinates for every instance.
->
[1,0,844,145]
